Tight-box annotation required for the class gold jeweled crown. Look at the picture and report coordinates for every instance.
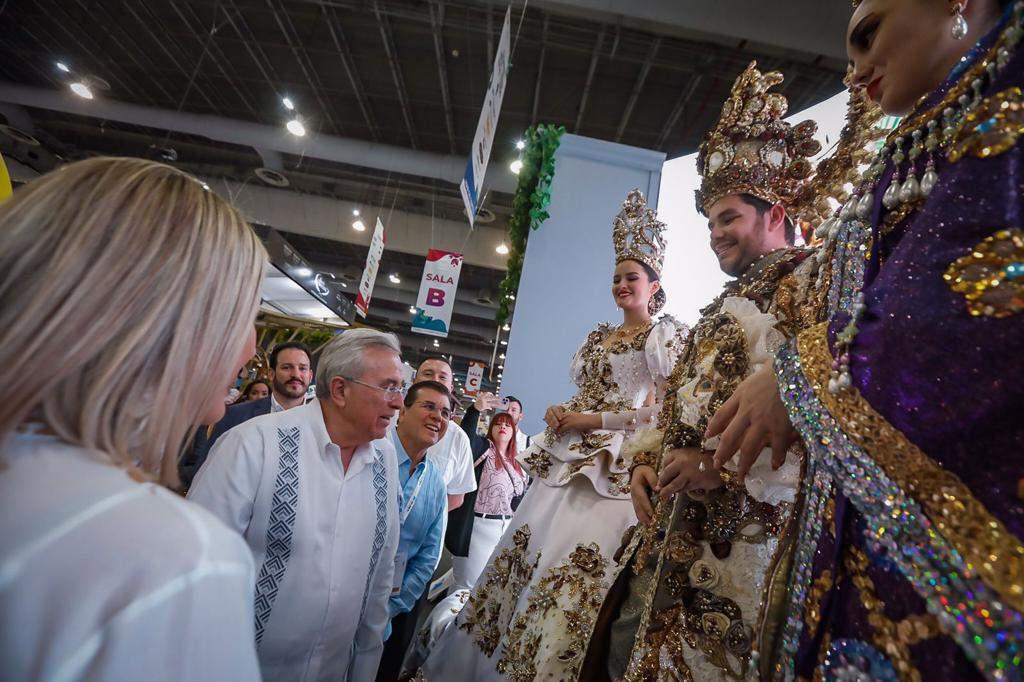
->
[613,189,667,276]
[695,61,822,220]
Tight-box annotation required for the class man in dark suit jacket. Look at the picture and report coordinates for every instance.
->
[179,341,314,487]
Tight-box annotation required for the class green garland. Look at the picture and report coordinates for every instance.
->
[496,124,564,324]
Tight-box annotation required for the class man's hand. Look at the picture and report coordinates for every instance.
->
[630,465,659,526]
[657,447,722,498]
[474,391,501,412]
[706,363,797,480]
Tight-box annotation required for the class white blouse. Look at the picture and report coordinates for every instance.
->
[0,431,260,681]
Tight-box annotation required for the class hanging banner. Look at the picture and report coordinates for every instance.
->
[355,217,385,318]
[464,362,486,396]
[459,6,512,228]
[411,250,464,338]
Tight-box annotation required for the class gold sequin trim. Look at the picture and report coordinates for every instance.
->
[943,228,1024,318]
[798,322,1024,612]
[948,86,1024,163]
[847,546,938,681]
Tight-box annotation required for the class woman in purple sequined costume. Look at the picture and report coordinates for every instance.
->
[706,0,1024,679]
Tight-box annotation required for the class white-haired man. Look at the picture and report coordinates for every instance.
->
[190,329,405,681]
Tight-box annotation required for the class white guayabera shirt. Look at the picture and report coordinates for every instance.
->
[189,399,400,682]
[0,430,260,681]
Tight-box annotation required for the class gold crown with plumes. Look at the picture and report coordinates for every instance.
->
[695,61,822,220]
[613,189,667,276]
[798,85,884,243]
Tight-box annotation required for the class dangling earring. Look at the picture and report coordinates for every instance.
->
[950,1,969,40]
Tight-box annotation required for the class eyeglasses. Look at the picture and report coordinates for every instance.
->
[343,377,407,396]
[415,401,452,420]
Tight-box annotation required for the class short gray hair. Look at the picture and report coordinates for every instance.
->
[315,328,402,399]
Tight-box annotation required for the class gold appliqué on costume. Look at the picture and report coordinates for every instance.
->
[948,86,1024,163]
[522,449,552,478]
[798,322,1024,613]
[846,546,939,681]
[943,228,1024,318]
[804,570,833,633]
[496,543,610,681]
[460,526,541,656]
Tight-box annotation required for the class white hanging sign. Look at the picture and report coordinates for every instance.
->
[354,217,385,318]
[465,362,486,396]
[459,6,512,228]
[411,249,464,338]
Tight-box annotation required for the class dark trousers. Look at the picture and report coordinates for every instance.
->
[376,594,428,682]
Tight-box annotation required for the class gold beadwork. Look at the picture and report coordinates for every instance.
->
[798,322,1024,612]
[696,62,822,221]
[613,189,668,276]
[943,228,1024,318]
[948,87,1024,162]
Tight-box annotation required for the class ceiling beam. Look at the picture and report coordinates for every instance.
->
[531,15,548,126]
[573,25,605,134]
[116,0,224,114]
[167,0,263,122]
[263,0,344,136]
[221,0,283,93]
[81,1,181,108]
[657,73,703,150]
[429,0,458,154]
[615,36,660,142]
[322,5,380,141]
[374,0,420,149]
[30,1,153,106]
[0,82,518,193]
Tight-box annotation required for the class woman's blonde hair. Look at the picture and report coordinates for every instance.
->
[0,157,266,487]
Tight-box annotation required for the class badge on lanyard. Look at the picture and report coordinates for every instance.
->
[392,552,408,595]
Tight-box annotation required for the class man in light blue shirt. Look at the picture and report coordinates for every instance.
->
[376,381,450,681]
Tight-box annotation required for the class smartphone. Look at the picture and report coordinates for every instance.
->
[500,397,510,408]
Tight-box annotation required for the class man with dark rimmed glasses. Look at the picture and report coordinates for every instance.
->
[189,328,406,681]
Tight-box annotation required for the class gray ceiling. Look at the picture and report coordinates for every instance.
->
[0,0,850,377]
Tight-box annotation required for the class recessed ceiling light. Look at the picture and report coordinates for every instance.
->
[509,159,523,175]
[295,266,312,277]
[432,339,439,347]
[495,242,509,255]
[286,118,306,136]
[352,208,360,217]
[69,82,93,99]
[352,219,366,232]
[282,96,295,110]
[409,306,416,314]
[515,139,525,150]
[200,182,210,191]
[502,323,511,331]
[389,273,401,284]
[499,353,505,359]
[500,340,508,346]
[56,62,70,73]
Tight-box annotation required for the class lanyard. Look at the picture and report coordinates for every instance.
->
[399,463,428,525]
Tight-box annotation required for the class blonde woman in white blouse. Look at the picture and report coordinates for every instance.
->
[0,158,266,680]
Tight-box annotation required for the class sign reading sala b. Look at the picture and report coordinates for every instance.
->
[411,249,463,338]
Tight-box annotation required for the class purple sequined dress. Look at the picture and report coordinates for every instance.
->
[769,5,1024,680]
